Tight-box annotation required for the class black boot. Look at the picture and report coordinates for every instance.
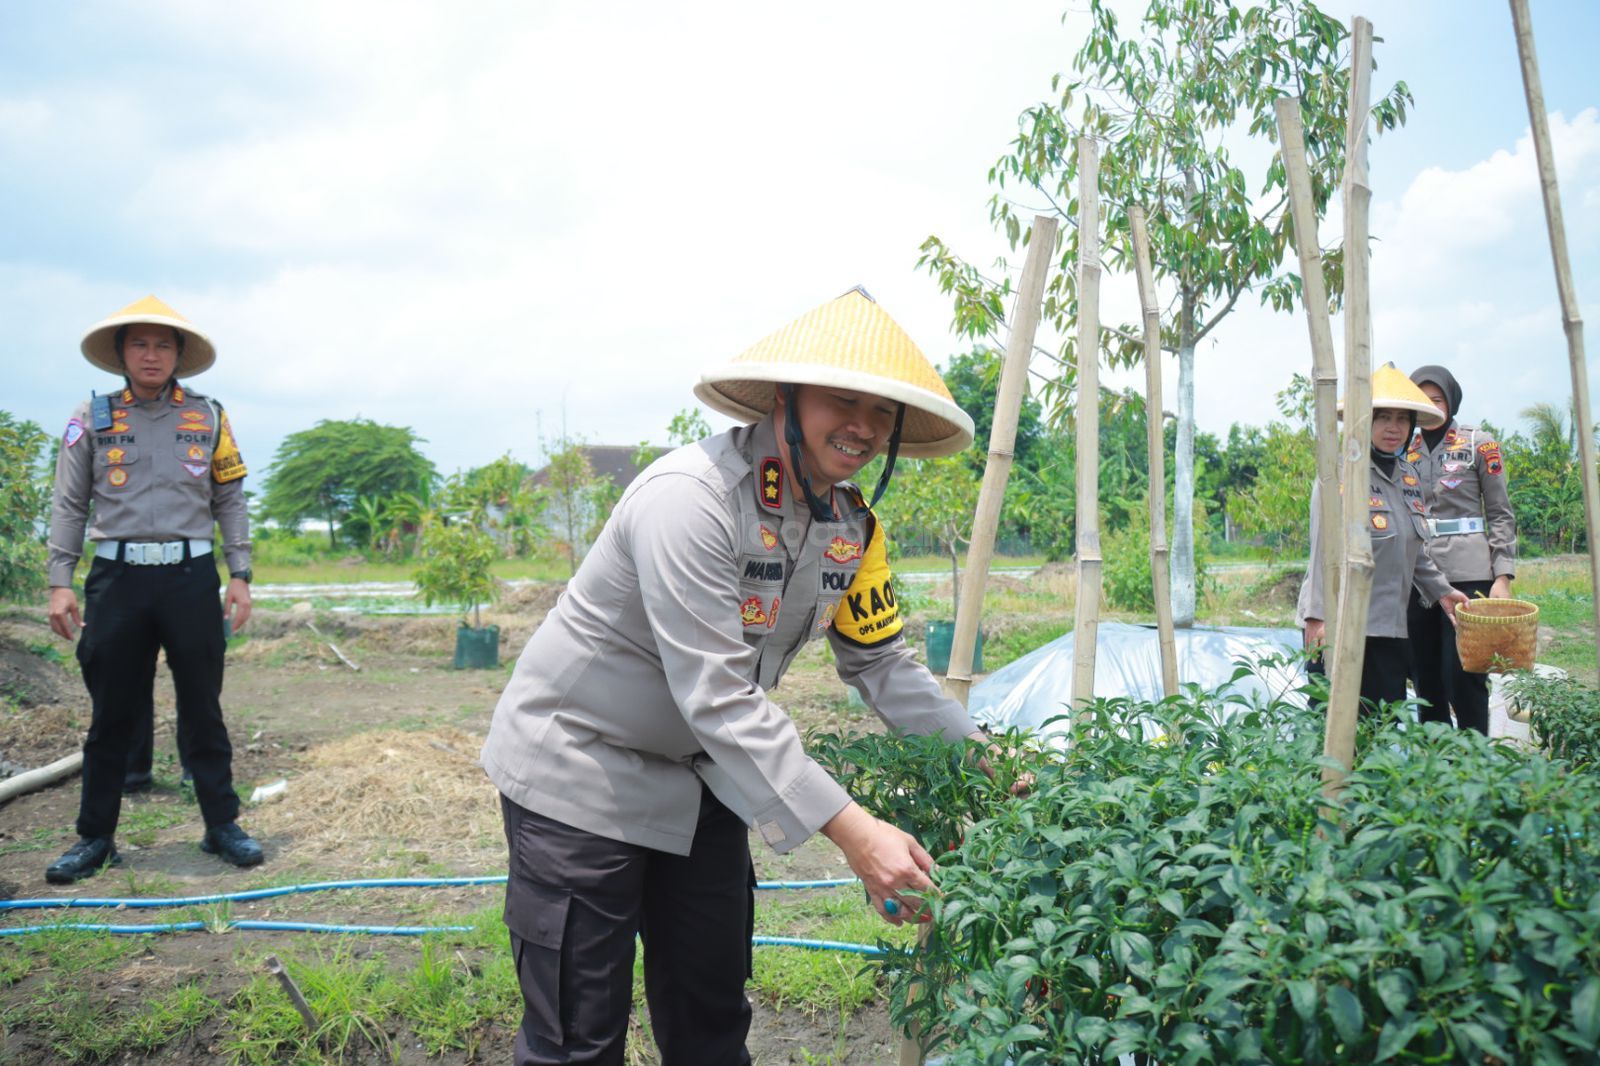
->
[200,823,264,867]
[45,837,122,884]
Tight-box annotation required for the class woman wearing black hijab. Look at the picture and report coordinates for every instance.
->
[1405,365,1518,735]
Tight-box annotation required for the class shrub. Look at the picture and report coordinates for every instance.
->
[1510,670,1600,766]
[816,677,1600,1064]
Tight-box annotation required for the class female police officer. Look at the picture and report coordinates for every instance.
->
[44,295,263,883]
[481,287,983,1064]
[1298,364,1469,706]
[1404,365,1517,734]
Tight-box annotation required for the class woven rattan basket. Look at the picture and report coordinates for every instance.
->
[1455,598,1539,673]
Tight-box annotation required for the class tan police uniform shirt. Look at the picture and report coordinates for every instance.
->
[481,416,977,856]
[47,383,252,587]
[1296,457,1455,638]
[1405,424,1516,583]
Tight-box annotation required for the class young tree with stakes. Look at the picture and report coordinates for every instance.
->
[920,0,1410,626]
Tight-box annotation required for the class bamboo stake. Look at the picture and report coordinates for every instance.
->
[1509,0,1600,676]
[1274,96,1344,643]
[1129,206,1178,698]
[1071,137,1104,720]
[1322,16,1376,804]
[0,752,82,805]
[944,215,1059,706]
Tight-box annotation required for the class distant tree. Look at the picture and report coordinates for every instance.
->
[541,439,614,576]
[260,419,436,548]
[632,407,716,471]
[444,454,547,558]
[0,411,51,603]
[920,0,1411,625]
[873,455,983,617]
[1504,401,1595,555]
[942,348,1044,474]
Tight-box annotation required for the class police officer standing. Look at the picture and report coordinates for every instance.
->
[1405,365,1517,735]
[482,287,986,1064]
[44,296,263,883]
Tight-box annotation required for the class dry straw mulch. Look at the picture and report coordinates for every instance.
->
[251,726,502,870]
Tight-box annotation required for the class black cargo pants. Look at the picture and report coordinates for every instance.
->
[1407,580,1493,735]
[1306,635,1411,711]
[75,554,239,839]
[499,788,756,1066]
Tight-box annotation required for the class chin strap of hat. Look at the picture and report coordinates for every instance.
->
[780,384,905,522]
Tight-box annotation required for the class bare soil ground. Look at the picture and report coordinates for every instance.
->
[0,599,895,1064]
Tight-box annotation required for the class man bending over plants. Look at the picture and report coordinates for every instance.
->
[481,287,992,1065]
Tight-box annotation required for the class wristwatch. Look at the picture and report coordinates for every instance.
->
[230,569,253,584]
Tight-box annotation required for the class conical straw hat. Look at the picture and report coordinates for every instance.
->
[80,295,216,378]
[1339,363,1445,429]
[695,287,974,459]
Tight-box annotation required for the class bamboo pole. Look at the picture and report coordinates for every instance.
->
[1322,16,1376,804]
[1071,137,1104,720]
[1129,206,1178,698]
[1509,0,1600,676]
[1274,96,1344,643]
[0,752,82,805]
[943,215,1060,706]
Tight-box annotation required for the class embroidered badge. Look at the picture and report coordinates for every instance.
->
[824,537,863,564]
[106,447,126,464]
[759,457,783,508]
[112,409,127,419]
[177,422,211,433]
[211,412,248,484]
[816,602,838,630]
[187,444,205,460]
[110,421,129,433]
[1478,442,1502,461]
[1442,461,1465,472]
[63,419,84,448]
[182,462,208,478]
[759,525,778,551]
[120,388,133,404]
[108,468,128,487]
[171,386,185,404]
[1486,456,1503,477]
[1402,475,1419,486]
[1406,451,1421,463]
[767,596,780,629]
[181,409,205,421]
[740,596,768,627]
[1368,495,1383,508]
[1411,499,1425,514]
[1371,513,1389,531]
[1440,477,1463,489]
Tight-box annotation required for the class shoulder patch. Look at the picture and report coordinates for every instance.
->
[211,410,247,484]
[830,521,902,647]
[63,419,84,448]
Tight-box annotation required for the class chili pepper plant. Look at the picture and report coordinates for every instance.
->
[810,668,1600,1064]
[1509,670,1600,766]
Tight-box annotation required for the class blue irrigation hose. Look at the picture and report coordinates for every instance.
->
[2,920,880,955]
[0,875,860,912]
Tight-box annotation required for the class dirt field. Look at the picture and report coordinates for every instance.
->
[0,598,905,1065]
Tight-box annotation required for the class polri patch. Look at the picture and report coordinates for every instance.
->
[63,419,85,447]
[759,457,783,509]
[106,447,126,464]
[759,525,778,551]
[108,468,128,487]
[1402,475,1419,486]
[1371,513,1389,531]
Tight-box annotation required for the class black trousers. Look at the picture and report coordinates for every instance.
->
[1408,581,1493,735]
[1306,635,1412,712]
[500,788,755,1066]
[76,556,238,838]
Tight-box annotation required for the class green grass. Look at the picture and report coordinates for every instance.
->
[750,887,914,1018]
[1514,558,1596,683]
[251,556,569,586]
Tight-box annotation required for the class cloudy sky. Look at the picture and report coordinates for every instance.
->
[3,1,1597,478]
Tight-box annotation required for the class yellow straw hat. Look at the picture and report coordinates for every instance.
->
[80,295,217,379]
[1338,363,1446,430]
[695,287,975,458]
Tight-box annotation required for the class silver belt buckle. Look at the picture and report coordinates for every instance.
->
[126,541,183,565]
[162,542,184,564]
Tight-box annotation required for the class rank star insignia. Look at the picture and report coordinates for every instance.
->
[740,596,768,627]
[106,447,126,464]
[824,537,863,564]
[120,389,133,404]
[759,525,778,551]
[171,386,185,403]
[759,457,783,507]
